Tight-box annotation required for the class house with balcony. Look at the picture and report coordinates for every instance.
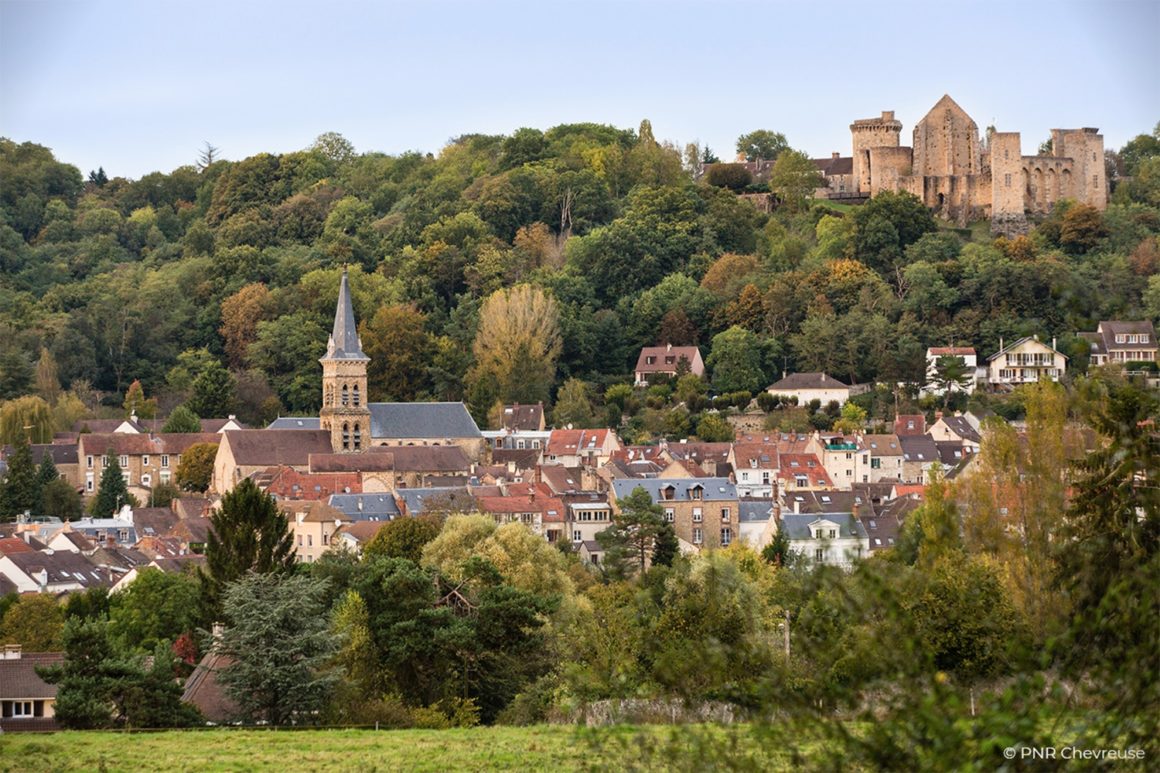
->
[986,336,1067,387]
[806,434,871,489]
[1080,321,1158,382]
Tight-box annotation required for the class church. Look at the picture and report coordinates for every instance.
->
[212,270,484,493]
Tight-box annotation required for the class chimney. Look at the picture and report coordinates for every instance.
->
[792,498,800,515]
[832,151,840,160]
[934,411,943,421]
[2,644,22,660]
[999,336,1004,352]
[357,498,363,512]
[666,342,672,352]
[1052,337,1057,352]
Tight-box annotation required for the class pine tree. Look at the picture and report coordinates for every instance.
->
[188,361,236,418]
[597,487,665,578]
[200,478,295,622]
[652,522,679,567]
[91,450,130,518]
[35,452,59,512]
[161,405,201,433]
[0,436,38,521]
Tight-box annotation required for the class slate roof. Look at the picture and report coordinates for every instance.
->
[322,269,369,362]
[783,490,861,514]
[768,372,851,391]
[328,493,402,521]
[935,441,972,466]
[132,507,180,540]
[151,555,207,574]
[899,435,940,463]
[224,430,332,466]
[1091,320,1157,352]
[500,403,544,431]
[367,445,472,472]
[611,477,736,503]
[266,417,322,430]
[738,498,775,523]
[29,443,78,466]
[3,550,109,588]
[779,513,867,541]
[491,448,541,471]
[861,495,917,551]
[0,652,64,700]
[812,155,854,176]
[861,434,902,455]
[937,416,982,444]
[182,650,240,723]
[396,487,475,516]
[368,403,482,439]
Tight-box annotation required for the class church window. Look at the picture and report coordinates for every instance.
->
[352,384,360,407]
[342,423,350,451]
[353,423,362,450]
[341,384,349,406]
[1004,173,1011,187]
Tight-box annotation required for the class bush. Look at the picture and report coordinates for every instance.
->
[705,164,754,191]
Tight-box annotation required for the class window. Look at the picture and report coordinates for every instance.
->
[693,528,703,544]
[762,472,770,484]
[720,507,730,523]
[720,528,732,546]
[690,487,703,500]
[297,535,303,547]
[342,423,350,451]
[741,472,749,481]
[119,455,129,468]
[871,458,881,469]
[352,384,360,407]
[573,530,582,542]
[141,474,151,487]
[353,423,362,450]
[795,475,808,487]
[646,356,656,365]
[161,455,169,468]
[829,529,837,539]
[1004,173,1012,187]
[122,472,131,487]
[307,535,313,547]
[341,384,349,406]
[664,508,675,523]
[7,701,34,717]
[142,455,150,467]
[86,455,94,469]
[85,473,94,493]
[693,507,703,522]
[815,548,824,562]
[160,471,170,484]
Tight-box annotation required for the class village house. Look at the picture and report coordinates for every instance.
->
[0,646,65,732]
[212,429,333,494]
[807,433,872,489]
[860,434,904,482]
[282,500,349,563]
[779,513,870,569]
[1080,320,1158,381]
[728,440,779,498]
[0,549,109,594]
[564,492,613,546]
[737,498,777,550]
[327,492,403,522]
[766,372,868,408]
[77,432,221,500]
[545,429,621,468]
[928,415,983,453]
[611,477,739,551]
[923,346,979,395]
[894,414,926,436]
[777,453,834,492]
[474,485,566,543]
[664,441,732,477]
[986,336,1067,387]
[899,435,941,483]
[633,343,705,386]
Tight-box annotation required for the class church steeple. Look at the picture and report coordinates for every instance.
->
[319,268,371,453]
[323,268,369,362]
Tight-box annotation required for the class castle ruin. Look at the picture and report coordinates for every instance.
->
[815,95,1107,235]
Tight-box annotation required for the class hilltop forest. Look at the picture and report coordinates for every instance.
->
[1,122,1158,433]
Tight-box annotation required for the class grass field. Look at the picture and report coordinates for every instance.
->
[0,725,794,773]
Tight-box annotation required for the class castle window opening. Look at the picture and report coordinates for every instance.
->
[353,423,362,450]
[341,384,349,406]
[342,423,350,451]
[353,384,360,407]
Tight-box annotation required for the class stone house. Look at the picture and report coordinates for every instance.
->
[860,434,904,483]
[928,415,982,453]
[545,429,621,468]
[474,487,566,544]
[633,343,705,386]
[282,500,349,563]
[564,493,613,546]
[806,433,872,489]
[986,336,1067,387]
[212,429,332,494]
[611,477,739,551]
[899,435,940,483]
[77,432,221,500]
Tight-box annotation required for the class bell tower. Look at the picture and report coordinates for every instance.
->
[319,268,371,453]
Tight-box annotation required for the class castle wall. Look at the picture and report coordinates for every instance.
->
[1021,155,1074,214]
[1052,128,1106,209]
[867,146,913,195]
[851,111,902,193]
[912,104,981,178]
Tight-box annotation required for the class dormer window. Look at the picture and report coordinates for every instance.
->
[689,486,703,500]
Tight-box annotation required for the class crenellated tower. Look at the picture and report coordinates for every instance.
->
[319,269,371,453]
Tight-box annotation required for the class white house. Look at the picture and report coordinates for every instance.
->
[986,336,1067,386]
[779,513,869,569]
[766,372,868,408]
[923,346,978,395]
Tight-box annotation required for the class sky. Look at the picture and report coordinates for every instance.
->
[1,0,1158,180]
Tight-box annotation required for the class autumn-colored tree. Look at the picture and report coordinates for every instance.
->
[175,442,219,492]
[219,282,271,368]
[470,285,561,405]
[0,593,64,650]
[361,304,434,401]
[700,252,760,301]
[122,380,157,420]
[656,308,699,346]
[723,283,765,331]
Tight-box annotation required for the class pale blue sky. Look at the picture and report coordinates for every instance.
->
[1,0,1157,179]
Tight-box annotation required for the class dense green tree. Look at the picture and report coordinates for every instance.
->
[108,568,201,654]
[361,304,434,401]
[695,413,735,442]
[161,405,201,433]
[39,618,199,729]
[928,355,972,407]
[552,377,597,428]
[597,487,665,578]
[652,522,679,567]
[769,149,824,210]
[188,360,236,418]
[707,325,765,394]
[42,477,83,520]
[201,478,295,620]
[91,450,132,518]
[735,130,789,162]
[0,436,38,520]
[853,191,937,277]
[217,572,341,725]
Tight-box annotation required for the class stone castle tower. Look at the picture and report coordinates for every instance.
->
[319,269,370,453]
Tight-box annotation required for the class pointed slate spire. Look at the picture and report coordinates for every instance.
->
[323,268,368,361]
